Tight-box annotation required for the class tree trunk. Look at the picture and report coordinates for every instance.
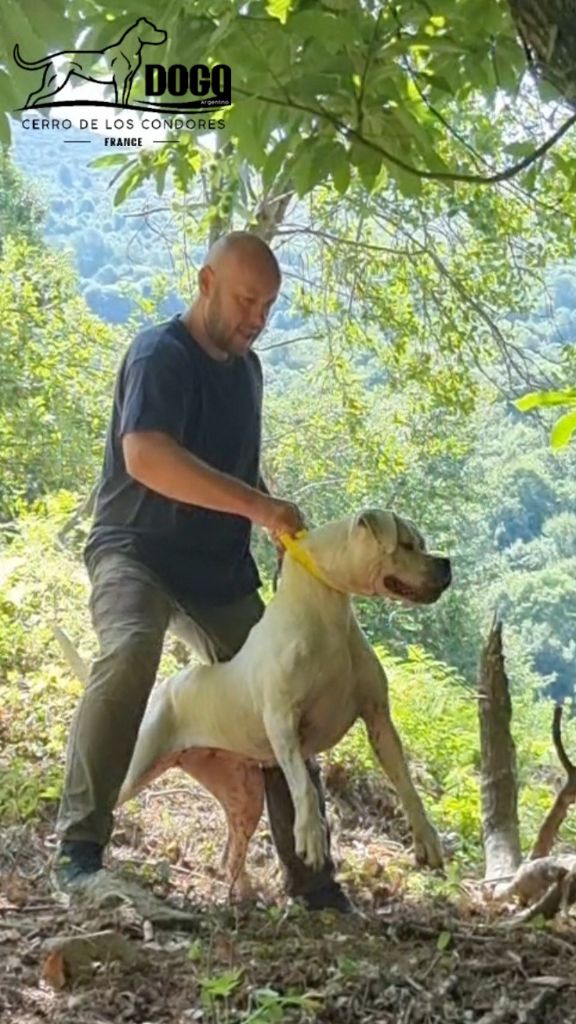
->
[478,615,522,881]
[508,0,576,107]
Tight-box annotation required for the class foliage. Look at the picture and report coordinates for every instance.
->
[516,387,576,448]
[0,229,124,520]
[0,495,199,823]
[0,147,44,250]
[325,644,576,863]
[2,1,575,212]
[0,1,544,189]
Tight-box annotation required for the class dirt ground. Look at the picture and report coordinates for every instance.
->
[2,766,576,1024]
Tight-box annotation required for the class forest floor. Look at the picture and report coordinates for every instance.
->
[2,764,576,1024]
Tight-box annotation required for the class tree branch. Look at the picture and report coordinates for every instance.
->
[234,87,576,186]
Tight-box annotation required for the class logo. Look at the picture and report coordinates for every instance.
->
[13,17,231,115]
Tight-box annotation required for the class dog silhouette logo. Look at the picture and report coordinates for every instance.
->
[13,17,167,109]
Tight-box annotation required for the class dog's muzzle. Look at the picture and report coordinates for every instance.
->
[383,556,452,604]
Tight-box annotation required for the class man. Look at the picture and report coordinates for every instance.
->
[55,231,352,912]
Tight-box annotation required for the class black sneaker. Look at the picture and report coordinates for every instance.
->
[300,882,355,914]
[53,840,104,890]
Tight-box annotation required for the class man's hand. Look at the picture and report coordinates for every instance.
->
[254,495,307,538]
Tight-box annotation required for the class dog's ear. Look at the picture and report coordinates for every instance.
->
[353,509,398,554]
[402,517,427,551]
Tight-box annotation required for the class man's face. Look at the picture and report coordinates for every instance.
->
[202,257,280,357]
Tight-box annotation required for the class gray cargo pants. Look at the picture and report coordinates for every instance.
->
[56,550,336,896]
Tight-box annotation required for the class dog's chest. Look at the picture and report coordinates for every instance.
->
[294,641,359,755]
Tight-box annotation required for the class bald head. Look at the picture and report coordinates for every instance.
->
[206,231,281,282]
[191,231,281,359]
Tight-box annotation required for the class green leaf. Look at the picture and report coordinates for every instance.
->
[188,939,203,962]
[311,138,349,191]
[266,0,294,25]
[538,79,562,103]
[504,141,537,159]
[515,389,576,412]
[285,137,347,196]
[113,169,142,207]
[90,154,132,170]
[522,163,539,193]
[426,73,454,94]
[227,101,267,167]
[3,0,47,67]
[156,163,167,197]
[331,144,351,194]
[551,409,576,449]
[350,140,382,191]
[0,69,20,111]
[0,113,11,146]
[18,0,72,49]
[437,930,452,951]
[388,160,423,197]
[288,144,317,197]
[287,11,356,51]
[262,136,292,189]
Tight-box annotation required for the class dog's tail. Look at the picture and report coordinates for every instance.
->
[119,693,176,803]
[51,624,89,685]
[13,44,52,69]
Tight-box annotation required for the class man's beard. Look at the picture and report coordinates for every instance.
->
[204,306,235,355]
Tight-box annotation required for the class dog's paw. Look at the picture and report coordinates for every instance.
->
[294,816,327,870]
[414,825,444,870]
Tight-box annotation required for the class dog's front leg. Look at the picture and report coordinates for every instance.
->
[363,700,444,869]
[263,707,327,869]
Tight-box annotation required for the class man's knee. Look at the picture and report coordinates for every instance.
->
[175,591,265,664]
[88,628,165,708]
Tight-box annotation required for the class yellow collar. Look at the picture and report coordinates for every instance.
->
[277,530,346,593]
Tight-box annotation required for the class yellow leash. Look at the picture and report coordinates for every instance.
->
[277,530,343,591]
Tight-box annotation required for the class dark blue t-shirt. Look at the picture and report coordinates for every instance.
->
[84,314,263,605]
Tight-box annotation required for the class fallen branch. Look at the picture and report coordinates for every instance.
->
[530,705,576,859]
[493,855,576,926]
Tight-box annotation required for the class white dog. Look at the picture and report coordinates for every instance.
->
[118,509,451,896]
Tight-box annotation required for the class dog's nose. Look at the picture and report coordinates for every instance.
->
[439,557,452,585]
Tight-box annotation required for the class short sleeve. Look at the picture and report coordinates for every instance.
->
[119,349,189,443]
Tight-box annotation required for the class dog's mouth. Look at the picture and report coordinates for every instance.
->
[382,576,444,605]
[382,575,419,601]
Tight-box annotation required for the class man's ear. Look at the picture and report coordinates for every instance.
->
[353,508,398,554]
[198,265,214,298]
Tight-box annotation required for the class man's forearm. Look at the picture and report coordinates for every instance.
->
[123,431,269,525]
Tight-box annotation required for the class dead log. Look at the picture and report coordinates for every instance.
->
[494,854,576,906]
[478,615,522,881]
[497,856,576,926]
[488,706,576,923]
[530,705,576,859]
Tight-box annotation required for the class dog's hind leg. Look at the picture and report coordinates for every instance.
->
[362,701,444,869]
[28,67,73,105]
[177,750,265,901]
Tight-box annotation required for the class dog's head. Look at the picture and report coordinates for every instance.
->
[137,18,168,45]
[313,508,451,604]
